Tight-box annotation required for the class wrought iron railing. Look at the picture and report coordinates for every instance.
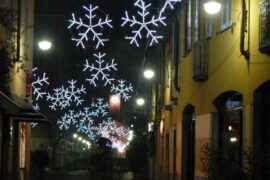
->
[259,0,270,53]
[193,40,208,81]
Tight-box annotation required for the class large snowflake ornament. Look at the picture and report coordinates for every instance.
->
[111,79,134,102]
[32,67,50,101]
[91,98,109,117]
[121,0,166,47]
[159,0,182,15]
[68,4,113,49]
[63,79,86,106]
[47,88,68,110]
[83,52,117,87]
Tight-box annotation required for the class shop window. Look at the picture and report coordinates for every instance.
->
[165,133,170,179]
[173,129,177,180]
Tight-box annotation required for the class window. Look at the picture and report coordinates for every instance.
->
[184,0,192,55]
[205,15,212,39]
[221,0,232,30]
[194,0,200,42]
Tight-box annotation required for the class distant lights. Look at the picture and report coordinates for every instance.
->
[110,94,121,104]
[230,137,237,143]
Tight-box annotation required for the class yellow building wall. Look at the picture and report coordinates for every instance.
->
[159,0,270,178]
[1,0,34,179]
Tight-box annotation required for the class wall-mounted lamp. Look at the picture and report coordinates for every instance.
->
[204,0,221,14]
[143,68,155,79]
[136,98,145,106]
[38,40,52,51]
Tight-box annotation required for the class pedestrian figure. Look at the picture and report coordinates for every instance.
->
[33,144,50,180]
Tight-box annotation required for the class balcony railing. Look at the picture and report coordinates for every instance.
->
[259,0,270,53]
[193,40,208,81]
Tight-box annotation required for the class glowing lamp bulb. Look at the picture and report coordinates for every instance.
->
[136,98,145,106]
[111,95,120,104]
[38,40,52,51]
[204,1,221,14]
[143,69,155,79]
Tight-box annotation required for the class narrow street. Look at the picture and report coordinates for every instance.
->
[31,169,134,180]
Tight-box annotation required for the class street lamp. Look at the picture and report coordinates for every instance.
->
[143,68,155,79]
[204,0,221,14]
[136,98,145,106]
[38,40,52,51]
[73,133,78,139]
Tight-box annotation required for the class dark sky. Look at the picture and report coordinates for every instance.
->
[33,0,148,125]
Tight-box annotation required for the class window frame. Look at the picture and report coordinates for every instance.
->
[221,0,232,31]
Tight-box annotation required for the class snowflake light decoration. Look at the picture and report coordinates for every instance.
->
[121,0,166,47]
[91,98,110,117]
[68,4,113,49]
[32,67,50,101]
[159,0,182,15]
[83,52,117,87]
[32,102,40,111]
[111,79,134,102]
[66,110,80,125]
[63,79,86,106]
[94,119,129,149]
[47,80,86,111]
[57,114,71,131]
[31,123,38,128]
[77,107,95,124]
[46,88,68,110]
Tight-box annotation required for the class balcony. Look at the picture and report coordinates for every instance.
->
[193,40,208,81]
[259,0,270,53]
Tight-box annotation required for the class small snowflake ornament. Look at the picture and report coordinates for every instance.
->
[111,79,134,102]
[47,88,68,110]
[77,107,95,124]
[91,98,109,117]
[66,110,80,125]
[32,67,50,101]
[63,79,86,106]
[68,4,113,49]
[83,52,117,87]
[31,123,38,128]
[159,0,182,15]
[121,0,166,47]
[57,114,71,131]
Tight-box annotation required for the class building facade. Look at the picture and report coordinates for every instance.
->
[148,0,270,179]
[0,0,47,179]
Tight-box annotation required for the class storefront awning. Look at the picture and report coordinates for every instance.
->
[0,91,49,123]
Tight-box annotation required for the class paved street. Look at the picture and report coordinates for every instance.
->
[31,169,134,180]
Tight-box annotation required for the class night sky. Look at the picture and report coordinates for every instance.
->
[33,0,150,126]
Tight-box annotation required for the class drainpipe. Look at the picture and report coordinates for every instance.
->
[240,0,250,60]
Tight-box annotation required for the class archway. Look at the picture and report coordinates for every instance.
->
[181,104,195,180]
[213,91,243,169]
